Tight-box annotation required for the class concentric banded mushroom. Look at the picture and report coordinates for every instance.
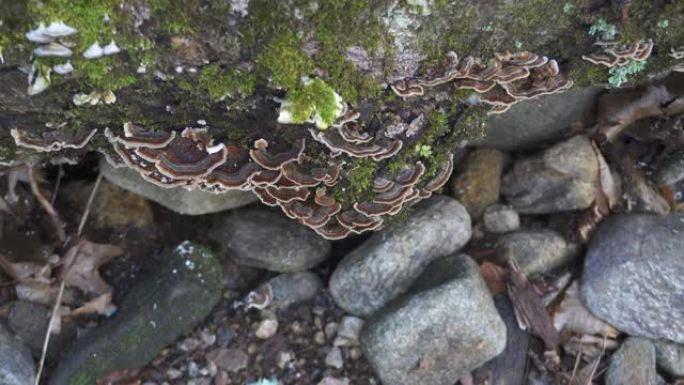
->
[582,40,653,67]
[390,51,573,114]
[11,128,97,152]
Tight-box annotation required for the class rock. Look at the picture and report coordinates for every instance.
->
[472,294,530,385]
[276,351,294,369]
[502,135,598,214]
[654,339,684,377]
[450,148,504,219]
[653,150,684,186]
[496,230,578,276]
[209,208,330,272]
[475,87,602,151]
[0,322,36,385]
[482,204,520,234]
[255,319,278,340]
[7,301,76,359]
[606,337,657,385]
[325,347,344,369]
[265,272,324,309]
[61,179,153,228]
[49,242,224,385]
[101,160,257,215]
[317,377,350,385]
[361,254,506,385]
[581,214,684,343]
[206,348,249,373]
[333,316,364,347]
[329,196,471,316]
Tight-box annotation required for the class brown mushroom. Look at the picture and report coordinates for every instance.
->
[11,127,97,152]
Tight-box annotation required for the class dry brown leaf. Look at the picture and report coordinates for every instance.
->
[507,260,559,350]
[67,292,114,317]
[58,240,123,295]
[96,368,142,385]
[553,282,619,338]
[480,261,508,296]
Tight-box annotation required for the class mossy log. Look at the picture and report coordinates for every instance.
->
[0,0,682,234]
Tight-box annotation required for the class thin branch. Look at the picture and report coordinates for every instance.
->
[77,172,102,238]
[50,164,64,205]
[28,167,66,242]
[34,280,65,385]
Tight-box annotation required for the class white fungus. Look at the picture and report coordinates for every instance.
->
[83,42,104,59]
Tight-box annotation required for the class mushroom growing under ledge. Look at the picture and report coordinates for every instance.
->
[11,128,97,152]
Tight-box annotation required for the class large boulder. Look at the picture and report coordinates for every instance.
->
[360,254,506,385]
[581,214,684,343]
[329,196,471,316]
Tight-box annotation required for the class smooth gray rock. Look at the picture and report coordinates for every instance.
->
[581,214,684,343]
[654,339,684,377]
[502,135,598,214]
[475,87,602,151]
[482,204,520,234]
[606,337,657,385]
[101,160,257,215]
[653,150,684,186]
[209,208,330,272]
[266,272,324,309]
[0,322,35,385]
[361,254,506,385]
[7,301,76,360]
[496,230,578,276]
[473,294,530,385]
[50,242,224,385]
[329,196,471,316]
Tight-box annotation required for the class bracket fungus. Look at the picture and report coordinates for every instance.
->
[11,128,97,152]
[582,40,654,67]
[390,51,573,114]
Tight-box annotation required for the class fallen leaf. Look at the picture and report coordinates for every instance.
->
[67,292,115,317]
[507,260,559,350]
[553,282,619,338]
[480,261,508,296]
[59,240,123,295]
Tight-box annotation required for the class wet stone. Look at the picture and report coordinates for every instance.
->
[0,322,36,385]
[7,301,76,360]
[330,196,471,316]
[49,242,224,385]
[209,208,330,273]
[606,337,657,385]
[101,160,257,215]
[361,254,506,385]
[654,339,684,378]
[581,214,684,343]
[502,135,598,214]
[496,230,578,276]
[450,147,505,219]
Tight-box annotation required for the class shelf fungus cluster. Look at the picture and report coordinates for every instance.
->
[672,46,684,72]
[582,40,654,67]
[78,118,451,239]
[390,51,573,113]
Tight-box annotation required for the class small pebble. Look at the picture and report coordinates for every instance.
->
[178,337,201,352]
[349,347,362,360]
[217,327,236,347]
[187,361,200,377]
[317,377,350,385]
[325,322,339,340]
[314,331,326,345]
[255,319,278,339]
[206,348,249,373]
[200,329,216,346]
[277,350,294,369]
[325,347,344,369]
[334,316,364,347]
[166,368,182,380]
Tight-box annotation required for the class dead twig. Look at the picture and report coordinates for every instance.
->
[77,172,103,237]
[34,280,65,385]
[28,167,66,242]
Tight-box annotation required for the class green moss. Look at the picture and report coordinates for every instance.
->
[257,32,315,90]
[285,78,339,128]
[198,63,256,102]
[335,157,377,206]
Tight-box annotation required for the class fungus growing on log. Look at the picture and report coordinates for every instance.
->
[11,128,97,152]
[390,51,573,114]
[582,40,654,67]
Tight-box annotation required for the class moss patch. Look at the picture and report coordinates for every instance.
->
[256,32,315,90]
[198,63,256,102]
[285,78,340,128]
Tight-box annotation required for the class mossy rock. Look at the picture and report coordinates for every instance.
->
[49,242,224,385]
